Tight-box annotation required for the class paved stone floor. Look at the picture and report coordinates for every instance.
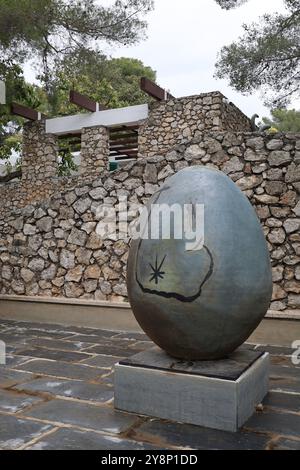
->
[0,319,299,450]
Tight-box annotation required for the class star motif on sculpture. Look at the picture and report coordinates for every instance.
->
[149,254,166,284]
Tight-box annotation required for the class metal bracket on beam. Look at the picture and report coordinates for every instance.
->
[140,77,174,101]
[11,102,45,121]
[69,90,106,112]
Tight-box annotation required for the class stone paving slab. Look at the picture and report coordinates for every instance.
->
[263,391,300,412]
[80,354,122,369]
[256,345,296,356]
[23,337,96,352]
[70,335,138,348]
[0,368,36,388]
[0,413,53,450]
[15,347,92,363]
[0,389,44,413]
[14,377,114,403]
[245,410,300,437]
[0,323,14,333]
[115,332,150,341]
[15,359,107,381]
[270,355,292,367]
[272,438,300,450]
[62,328,119,338]
[26,427,160,450]
[0,318,299,450]
[271,364,300,378]
[0,329,70,342]
[100,372,114,386]
[0,332,33,347]
[21,398,141,434]
[63,332,124,344]
[3,320,111,335]
[2,321,115,338]
[86,344,141,357]
[270,364,300,393]
[132,419,270,450]
[133,341,156,352]
[3,354,31,368]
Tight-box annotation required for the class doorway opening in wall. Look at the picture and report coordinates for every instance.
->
[109,125,139,171]
[57,133,81,176]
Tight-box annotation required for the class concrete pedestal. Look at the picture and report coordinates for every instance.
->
[114,347,269,432]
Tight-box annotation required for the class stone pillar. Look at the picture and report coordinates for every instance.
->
[80,126,109,175]
[22,120,58,182]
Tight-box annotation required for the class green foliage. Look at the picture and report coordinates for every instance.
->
[214,0,300,107]
[0,61,42,161]
[0,0,154,174]
[50,54,156,173]
[262,108,300,132]
[57,150,79,176]
[0,0,154,87]
[0,133,22,161]
[0,55,156,175]
[57,135,80,176]
[47,52,156,116]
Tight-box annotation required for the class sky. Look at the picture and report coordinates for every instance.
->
[24,0,295,120]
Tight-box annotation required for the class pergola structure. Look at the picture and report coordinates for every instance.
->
[9,77,174,164]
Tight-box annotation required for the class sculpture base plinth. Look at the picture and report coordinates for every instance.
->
[114,347,269,432]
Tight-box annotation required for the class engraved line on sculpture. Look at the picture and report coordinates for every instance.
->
[134,184,213,302]
[149,254,167,284]
[136,244,214,303]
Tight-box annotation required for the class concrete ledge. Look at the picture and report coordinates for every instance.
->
[266,309,300,320]
[0,295,300,343]
[0,295,140,332]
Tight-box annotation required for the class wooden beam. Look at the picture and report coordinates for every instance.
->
[0,169,22,183]
[69,90,106,112]
[109,137,138,146]
[11,102,45,121]
[110,149,137,156]
[110,125,139,133]
[114,155,137,161]
[46,104,148,135]
[58,133,82,140]
[110,143,138,152]
[140,77,174,101]
[110,133,138,141]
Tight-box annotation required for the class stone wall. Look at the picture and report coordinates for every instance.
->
[0,130,299,313]
[138,92,252,158]
[0,122,109,220]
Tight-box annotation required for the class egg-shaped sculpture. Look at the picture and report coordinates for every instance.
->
[127,166,272,360]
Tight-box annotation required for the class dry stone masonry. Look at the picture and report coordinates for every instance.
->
[0,123,109,219]
[0,91,299,315]
[138,92,252,157]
